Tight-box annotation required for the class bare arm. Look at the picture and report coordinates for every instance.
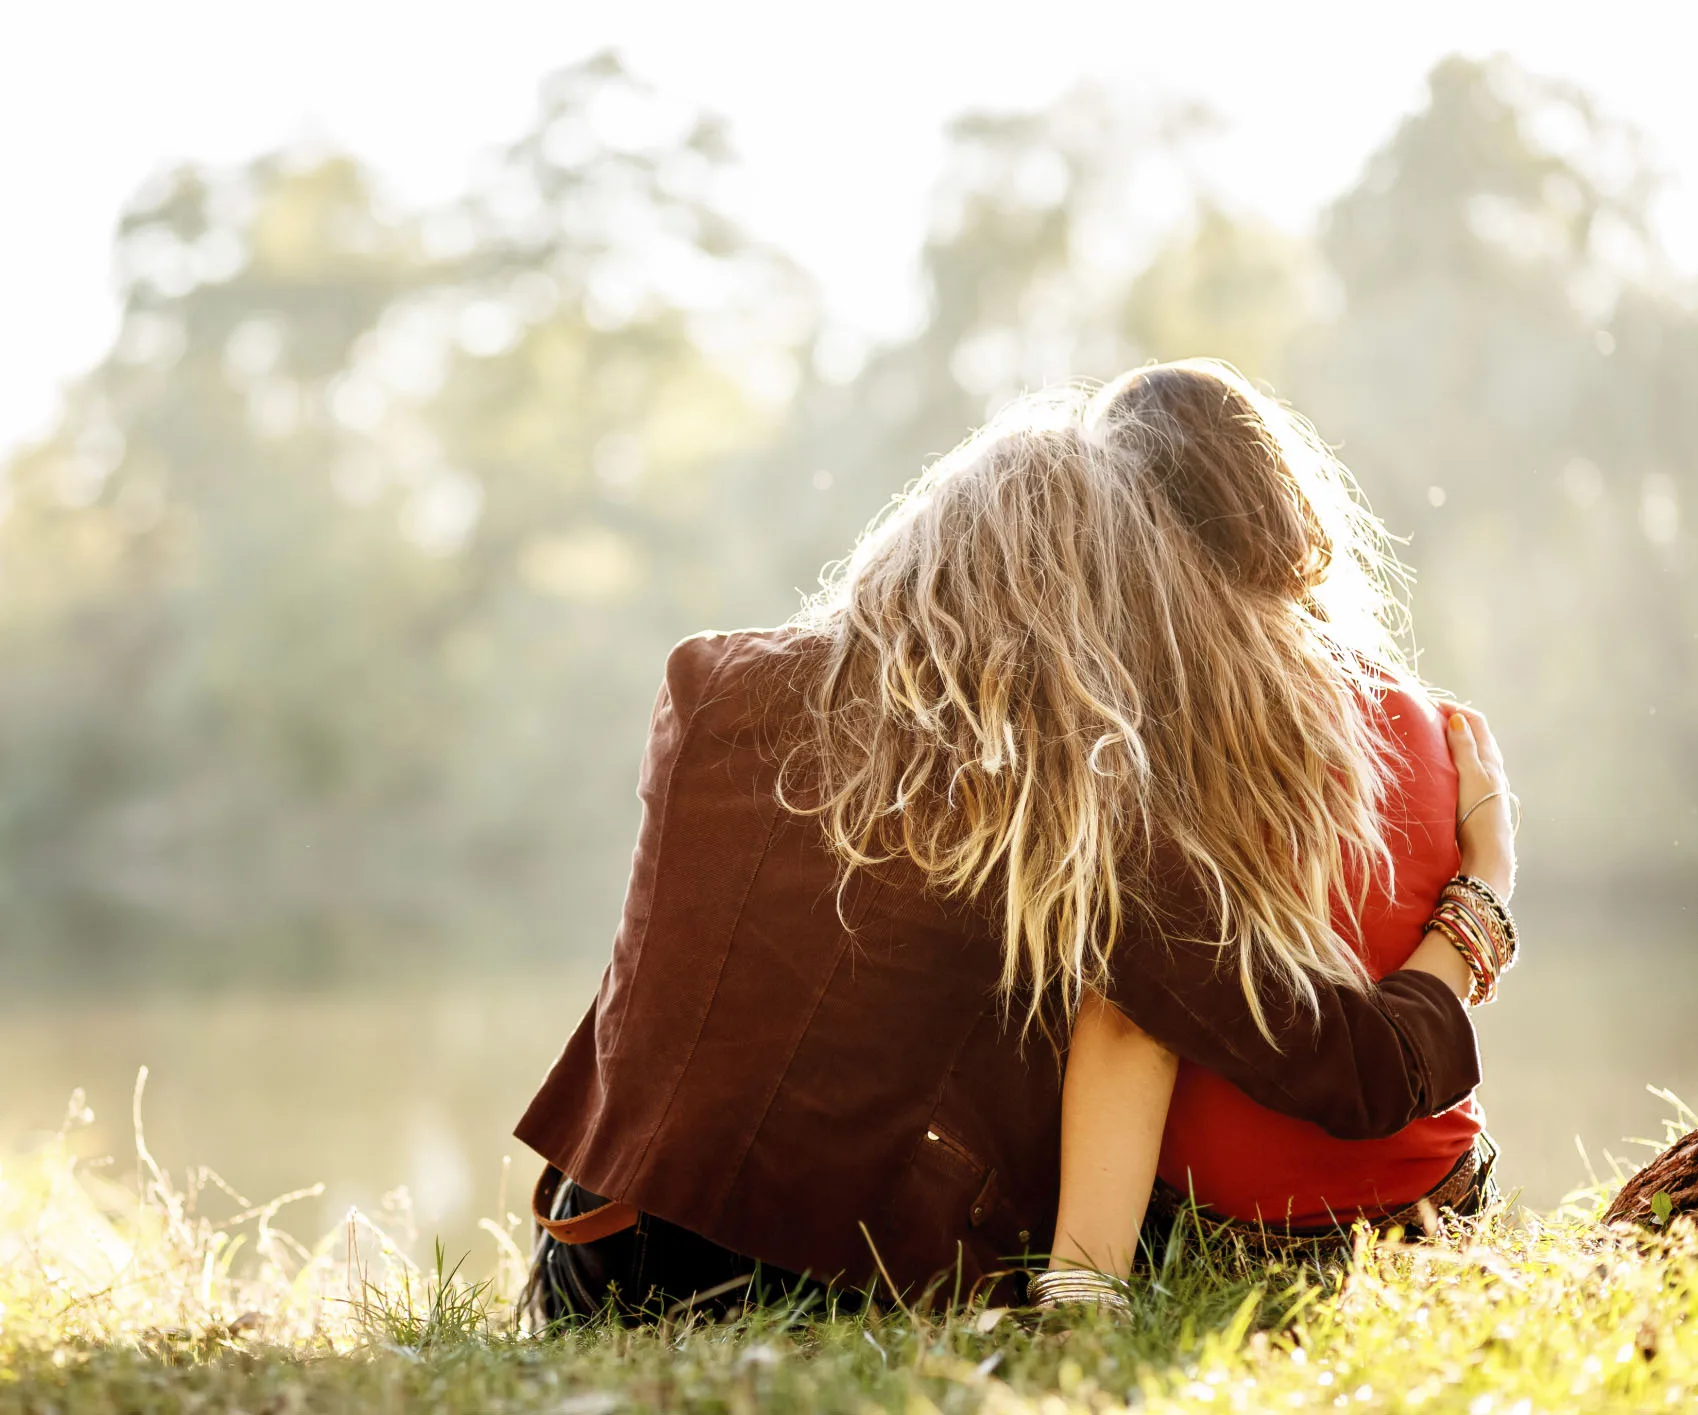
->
[1051,990,1178,1277]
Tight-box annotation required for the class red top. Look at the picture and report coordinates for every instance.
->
[1155,681,1484,1225]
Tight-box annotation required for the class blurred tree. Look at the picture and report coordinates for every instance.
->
[0,152,445,983]
[1121,203,1320,388]
[375,54,817,897]
[0,54,816,987]
[1291,54,1698,884]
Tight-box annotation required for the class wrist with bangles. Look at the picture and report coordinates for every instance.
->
[1426,872,1519,1006]
[1027,1267,1133,1313]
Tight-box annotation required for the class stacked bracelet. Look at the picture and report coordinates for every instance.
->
[1027,1268,1132,1314]
[1426,874,1519,1006]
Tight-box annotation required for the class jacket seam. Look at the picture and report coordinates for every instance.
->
[597,673,697,1070]
[619,774,785,1190]
[603,636,762,1188]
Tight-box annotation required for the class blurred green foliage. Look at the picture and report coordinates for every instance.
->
[2,53,1692,992]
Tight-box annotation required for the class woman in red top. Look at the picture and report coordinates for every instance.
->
[1155,683,1486,1228]
[1044,365,1516,1296]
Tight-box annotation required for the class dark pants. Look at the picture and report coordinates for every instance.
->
[523,1175,822,1327]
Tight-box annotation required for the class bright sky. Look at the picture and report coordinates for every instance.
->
[5,0,1697,462]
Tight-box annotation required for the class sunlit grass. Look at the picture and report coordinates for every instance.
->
[3,1075,1697,1413]
[0,1069,529,1355]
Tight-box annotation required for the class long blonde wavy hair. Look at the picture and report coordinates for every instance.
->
[785,359,1413,1040]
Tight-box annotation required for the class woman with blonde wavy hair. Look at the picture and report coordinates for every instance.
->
[516,359,1517,1324]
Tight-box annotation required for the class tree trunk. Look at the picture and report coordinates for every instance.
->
[1603,1129,1698,1227]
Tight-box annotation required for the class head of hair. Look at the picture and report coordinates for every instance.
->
[785,358,1411,1040]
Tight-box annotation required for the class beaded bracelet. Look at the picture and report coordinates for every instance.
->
[1027,1268,1132,1313]
[1443,879,1516,977]
[1453,874,1519,968]
[1426,874,1519,1006]
[1429,903,1496,1005]
[1435,890,1507,1003]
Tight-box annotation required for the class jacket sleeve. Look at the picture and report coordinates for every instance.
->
[1100,869,1480,1141]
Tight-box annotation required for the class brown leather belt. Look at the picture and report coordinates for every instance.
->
[1144,1131,1499,1257]
[532,1166,640,1244]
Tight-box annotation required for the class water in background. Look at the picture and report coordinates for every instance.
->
[3,886,1692,1271]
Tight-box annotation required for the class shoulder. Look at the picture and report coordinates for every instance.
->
[1369,672,1453,767]
[661,624,828,731]
[1364,674,1459,847]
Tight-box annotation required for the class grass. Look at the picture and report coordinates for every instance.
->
[3,1074,1697,1412]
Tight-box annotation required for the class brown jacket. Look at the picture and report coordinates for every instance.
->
[516,628,1480,1297]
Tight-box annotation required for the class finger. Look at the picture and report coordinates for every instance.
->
[1450,704,1495,757]
[1446,711,1493,792]
[1445,710,1478,765]
[1451,704,1504,772]
[1445,705,1503,784]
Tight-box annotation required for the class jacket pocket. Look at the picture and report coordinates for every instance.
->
[863,1118,1023,1305]
[922,1124,1001,1229]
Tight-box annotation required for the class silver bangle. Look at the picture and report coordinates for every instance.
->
[1458,789,1503,827]
[1027,1268,1132,1313]
[1459,788,1523,837]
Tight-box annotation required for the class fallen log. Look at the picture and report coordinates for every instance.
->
[1603,1129,1698,1227]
